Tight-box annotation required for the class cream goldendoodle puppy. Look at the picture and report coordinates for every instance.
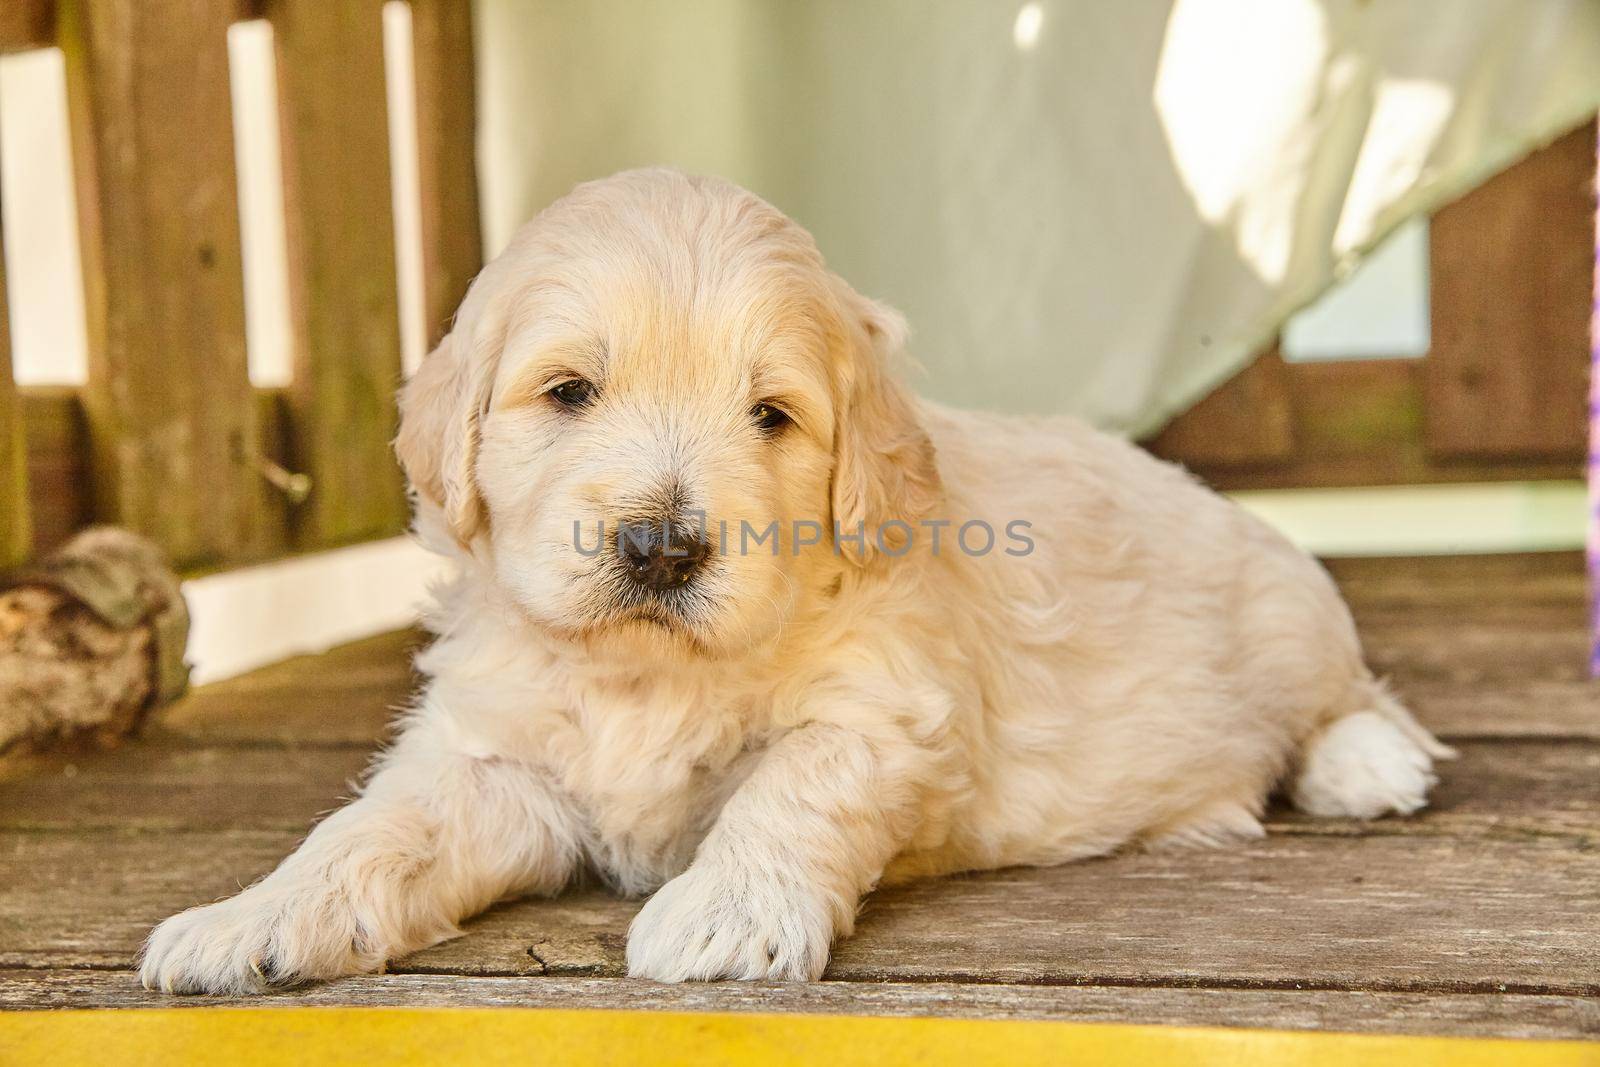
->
[141,169,1449,993]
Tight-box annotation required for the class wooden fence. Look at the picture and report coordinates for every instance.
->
[0,0,479,572]
[1149,121,1597,491]
[0,2,1593,574]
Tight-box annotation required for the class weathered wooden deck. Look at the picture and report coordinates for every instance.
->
[1,554,1595,1038]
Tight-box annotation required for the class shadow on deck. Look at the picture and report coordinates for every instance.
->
[1,554,1595,1038]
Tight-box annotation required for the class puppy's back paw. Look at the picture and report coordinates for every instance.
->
[1291,709,1447,819]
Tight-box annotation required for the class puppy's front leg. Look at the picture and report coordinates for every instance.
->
[140,714,584,994]
[627,720,926,982]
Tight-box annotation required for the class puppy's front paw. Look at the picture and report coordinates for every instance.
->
[625,859,835,982]
[140,879,381,995]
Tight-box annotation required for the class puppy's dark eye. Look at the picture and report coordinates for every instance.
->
[549,379,597,409]
[751,402,791,435]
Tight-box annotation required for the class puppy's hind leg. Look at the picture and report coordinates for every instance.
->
[1144,797,1267,852]
[1290,680,1455,819]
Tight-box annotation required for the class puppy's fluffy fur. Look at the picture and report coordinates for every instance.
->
[142,169,1450,992]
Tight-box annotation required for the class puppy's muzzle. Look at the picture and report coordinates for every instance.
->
[618,519,712,593]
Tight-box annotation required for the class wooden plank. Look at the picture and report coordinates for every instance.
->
[1147,358,1579,490]
[408,835,1600,992]
[268,0,408,548]
[1426,120,1596,460]
[6,827,1589,991]
[832,837,1599,993]
[1151,123,1596,487]
[2,736,1590,840]
[153,627,420,746]
[2,971,1594,1041]
[409,0,482,349]
[0,743,374,831]
[59,0,262,569]
[3,1001,1597,1066]
[0,182,28,570]
[1265,740,1600,840]
[1330,554,1598,740]
[0,0,52,53]
[1397,681,1600,741]
[1327,552,1587,609]
[19,388,296,564]
[17,388,87,557]
[1146,346,1294,468]
[0,827,297,970]
[1358,609,1589,689]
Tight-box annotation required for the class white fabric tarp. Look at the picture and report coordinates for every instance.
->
[475,0,1600,435]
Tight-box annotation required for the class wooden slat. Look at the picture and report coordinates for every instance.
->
[409,0,482,348]
[0,551,1596,1034]
[268,0,408,548]
[154,627,421,746]
[1399,681,1600,741]
[1146,345,1293,468]
[819,837,1598,992]
[0,742,373,831]
[1151,124,1598,490]
[1326,552,1588,607]
[58,0,262,569]
[19,388,295,564]
[1,738,1590,839]
[1426,120,1596,460]
[0,180,28,569]
[1333,553,1599,740]
[1150,356,1581,490]
[18,388,87,557]
[0,827,296,970]
[0,0,52,53]
[7,825,1578,992]
[4,970,1595,1040]
[1267,740,1600,840]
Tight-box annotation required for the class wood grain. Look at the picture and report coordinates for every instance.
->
[1334,554,1598,739]
[20,388,299,565]
[2,554,1597,1034]
[58,0,264,569]
[1150,121,1597,488]
[0,181,28,569]
[1146,346,1294,468]
[409,0,482,350]
[2,825,1591,992]
[1426,120,1596,460]
[17,389,86,558]
[2,739,1591,842]
[1397,681,1600,741]
[2,970,1593,1040]
[153,628,421,746]
[1150,356,1582,490]
[0,743,374,831]
[1324,553,1587,608]
[0,0,52,53]
[268,0,408,549]
[412,836,1600,992]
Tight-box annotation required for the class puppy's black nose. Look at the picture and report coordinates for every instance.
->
[618,521,711,592]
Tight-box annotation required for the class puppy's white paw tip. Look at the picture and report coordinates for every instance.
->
[626,863,832,983]
[1292,710,1441,820]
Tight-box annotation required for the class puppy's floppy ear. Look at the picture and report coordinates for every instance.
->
[830,286,942,564]
[394,325,497,549]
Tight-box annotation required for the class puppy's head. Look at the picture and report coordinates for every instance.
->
[396,169,939,657]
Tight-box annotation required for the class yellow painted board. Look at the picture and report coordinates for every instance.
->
[0,1007,1594,1067]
